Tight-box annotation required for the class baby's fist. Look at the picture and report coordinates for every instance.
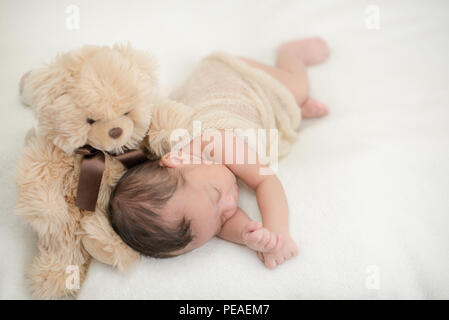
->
[241,221,280,252]
[257,233,299,269]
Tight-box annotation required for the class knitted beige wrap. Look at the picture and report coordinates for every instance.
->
[148,52,301,160]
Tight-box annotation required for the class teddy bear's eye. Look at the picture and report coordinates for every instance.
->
[124,112,130,116]
[87,118,96,125]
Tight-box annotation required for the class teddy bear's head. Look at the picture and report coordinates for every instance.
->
[21,44,157,154]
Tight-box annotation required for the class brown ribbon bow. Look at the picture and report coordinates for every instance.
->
[74,145,148,211]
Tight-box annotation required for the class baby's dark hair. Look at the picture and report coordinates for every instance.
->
[108,159,193,258]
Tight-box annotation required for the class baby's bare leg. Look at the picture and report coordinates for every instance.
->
[240,57,310,107]
[240,37,330,118]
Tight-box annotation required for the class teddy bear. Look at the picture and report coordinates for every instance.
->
[14,43,163,299]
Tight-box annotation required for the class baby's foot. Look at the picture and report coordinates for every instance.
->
[300,97,329,118]
[278,37,329,66]
[241,221,280,252]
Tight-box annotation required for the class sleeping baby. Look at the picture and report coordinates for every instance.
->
[108,38,329,269]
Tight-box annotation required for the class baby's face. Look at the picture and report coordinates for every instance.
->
[163,161,239,256]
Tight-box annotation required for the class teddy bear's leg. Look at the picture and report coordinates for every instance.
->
[81,212,139,272]
[27,225,91,299]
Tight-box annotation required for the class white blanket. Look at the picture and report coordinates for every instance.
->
[1,0,448,299]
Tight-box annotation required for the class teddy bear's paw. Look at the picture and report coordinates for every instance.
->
[114,243,140,272]
[81,213,140,271]
[81,236,116,266]
[82,235,140,272]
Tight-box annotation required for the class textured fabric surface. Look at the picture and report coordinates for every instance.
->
[170,52,301,159]
[1,0,448,299]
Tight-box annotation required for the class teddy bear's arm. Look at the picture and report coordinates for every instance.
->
[14,135,90,299]
[15,135,74,232]
[144,97,194,157]
[81,211,140,272]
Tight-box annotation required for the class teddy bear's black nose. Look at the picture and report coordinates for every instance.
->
[109,127,123,139]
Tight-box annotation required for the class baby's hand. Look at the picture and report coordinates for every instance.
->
[241,221,280,252]
[257,233,299,269]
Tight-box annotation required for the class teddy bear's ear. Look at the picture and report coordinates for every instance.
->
[37,94,89,154]
[112,43,159,88]
[20,45,101,114]
[20,65,69,115]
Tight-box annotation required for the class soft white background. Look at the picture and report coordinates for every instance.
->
[1,0,448,299]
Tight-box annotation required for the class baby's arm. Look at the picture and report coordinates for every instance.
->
[184,129,298,268]
[217,207,280,252]
[219,134,299,269]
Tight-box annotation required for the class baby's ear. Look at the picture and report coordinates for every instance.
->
[113,43,158,87]
[160,151,190,168]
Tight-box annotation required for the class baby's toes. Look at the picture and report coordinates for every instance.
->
[301,97,329,118]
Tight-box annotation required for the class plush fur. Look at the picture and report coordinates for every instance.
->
[14,44,158,299]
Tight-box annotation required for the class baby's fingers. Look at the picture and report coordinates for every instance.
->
[242,221,262,236]
[257,251,265,263]
[263,233,280,252]
[264,257,278,269]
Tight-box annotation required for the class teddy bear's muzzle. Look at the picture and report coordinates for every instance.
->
[109,127,123,139]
